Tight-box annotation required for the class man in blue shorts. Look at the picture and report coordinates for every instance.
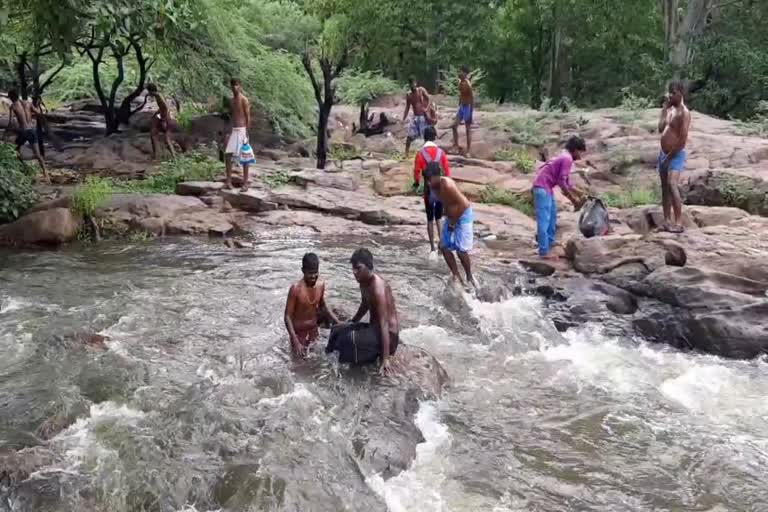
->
[423,164,476,289]
[451,66,474,157]
[403,77,430,158]
[657,80,691,233]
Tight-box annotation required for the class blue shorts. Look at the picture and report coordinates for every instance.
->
[456,104,473,125]
[408,115,428,140]
[440,207,474,253]
[658,149,687,172]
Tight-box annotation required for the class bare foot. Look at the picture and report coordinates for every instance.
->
[240,182,250,192]
[668,224,685,234]
[540,254,559,261]
[223,182,233,190]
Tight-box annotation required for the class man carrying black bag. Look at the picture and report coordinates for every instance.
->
[326,248,400,376]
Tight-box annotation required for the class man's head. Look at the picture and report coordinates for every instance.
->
[350,248,374,283]
[668,80,685,106]
[8,89,19,102]
[408,77,417,92]
[423,125,437,142]
[565,135,586,161]
[459,65,469,80]
[302,252,320,287]
[146,83,158,96]
[423,161,443,190]
[230,78,242,95]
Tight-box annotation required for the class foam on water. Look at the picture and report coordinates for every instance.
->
[0,296,28,314]
[366,402,452,512]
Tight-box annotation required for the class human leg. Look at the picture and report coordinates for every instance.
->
[547,195,558,249]
[668,170,684,230]
[533,187,553,257]
[457,251,475,287]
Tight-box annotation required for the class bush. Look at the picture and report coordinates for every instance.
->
[603,186,659,209]
[491,115,546,146]
[114,152,220,194]
[438,66,487,98]
[479,185,534,216]
[72,176,113,217]
[336,69,400,106]
[495,148,537,173]
[0,143,36,223]
[176,103,210,131]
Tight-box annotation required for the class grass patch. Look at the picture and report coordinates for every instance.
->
[72,176,113,216]
[262,170,293,189]
[607,149,642,176]
[494,148,537,173]
[617,88,654,123]
[329,143,363,161]
[479,185,534,216]
[176,103,211,131]
[114,152,220,194]
[490,115,546,146]
[602,186,660,209]
[0,143,36,223]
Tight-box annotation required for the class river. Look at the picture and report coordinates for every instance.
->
[1,237,767,511]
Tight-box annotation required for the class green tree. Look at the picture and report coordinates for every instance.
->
[336,69,400,134]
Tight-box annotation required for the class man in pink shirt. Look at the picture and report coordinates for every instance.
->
[532,135,586,259]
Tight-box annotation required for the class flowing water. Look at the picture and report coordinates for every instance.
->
[1,237,767,512]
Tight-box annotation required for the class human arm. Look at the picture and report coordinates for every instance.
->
[658,98,670,133]
[283,286,304,355]
[441,151,451,177]
[402,96,411,121]
[5,104,14,134]
[665,110,690,160]
[319,284,340,326]
[372,282,393,372]
[413,153,425,189]
[350,289,369,323]
[243,97,251,129]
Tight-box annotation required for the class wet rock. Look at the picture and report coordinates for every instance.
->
[0,447,58,488]
[519,259,557,276]
[0,208,81,247]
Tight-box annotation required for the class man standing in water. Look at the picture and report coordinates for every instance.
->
[403,77,430,157]
[413,125,452,253]
[284,253,339,357]
[450,66,474,157]
[146,83,177,160]
[5,89,48,182]
[326,249,400,375]
[423,166,476,289]
[224,78,252,191]
[658,80,691,233]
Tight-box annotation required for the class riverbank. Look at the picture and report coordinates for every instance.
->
[2,96,768,361]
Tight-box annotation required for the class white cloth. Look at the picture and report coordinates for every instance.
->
[225,127,248,154]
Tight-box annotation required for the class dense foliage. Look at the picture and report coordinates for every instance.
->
[1,0,766,141]
[0,143,36,223]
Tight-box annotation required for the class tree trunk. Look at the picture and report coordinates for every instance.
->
[669,0,713,68]
[316,104,330,170]
[16,53,29,100]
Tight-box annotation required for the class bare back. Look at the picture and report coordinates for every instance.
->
[155,94,170,121]
[230,93,249,128]
[11,101,33,130]
[661,104,690,154]
[361,275,399,334]
[436,177,470,222]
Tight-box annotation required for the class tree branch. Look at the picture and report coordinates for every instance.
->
[39,61,67,93]
[302,51,323,107]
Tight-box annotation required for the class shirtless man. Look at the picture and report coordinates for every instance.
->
[403,77,430,158]
[326,248,400,375]
[451,66,474,157]
[224,78,252,191]
[146,83,176,160]
[5,89,48,182]
[658,80,691,233]
[424,165,476,289]
[284,253,339,357]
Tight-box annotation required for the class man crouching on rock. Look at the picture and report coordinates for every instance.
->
[285,253,340,357]
[326,248,400,376]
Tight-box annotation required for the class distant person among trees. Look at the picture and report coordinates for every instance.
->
[224,78,252,191]
[5,89,48,183]
[450,66,474,157]
[413,125,452,253]
[146,83,177,160]
[657,80,691,233]
[531,135,587,260]
[423,166,476,289]
[403,77,430,157]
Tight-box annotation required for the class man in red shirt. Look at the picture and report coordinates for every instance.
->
[412,125,451,252]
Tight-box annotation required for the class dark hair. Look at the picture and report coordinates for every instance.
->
[302,252,319,271]
[423,161,442,180]
[423,125,437,142]
[350,248,374,270]
[565,135,586,153]
[461,65,470,74]
[408,76,416,85]
[668,79,685,95]
[8,89,19,101]
[146,83,158,93]
[230,77,241,87]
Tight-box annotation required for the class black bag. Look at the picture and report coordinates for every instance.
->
[326,323,382,365]
[578,197,610,238]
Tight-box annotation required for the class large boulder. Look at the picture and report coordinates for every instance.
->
[0,208,81,246]
[683,170,768,216]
